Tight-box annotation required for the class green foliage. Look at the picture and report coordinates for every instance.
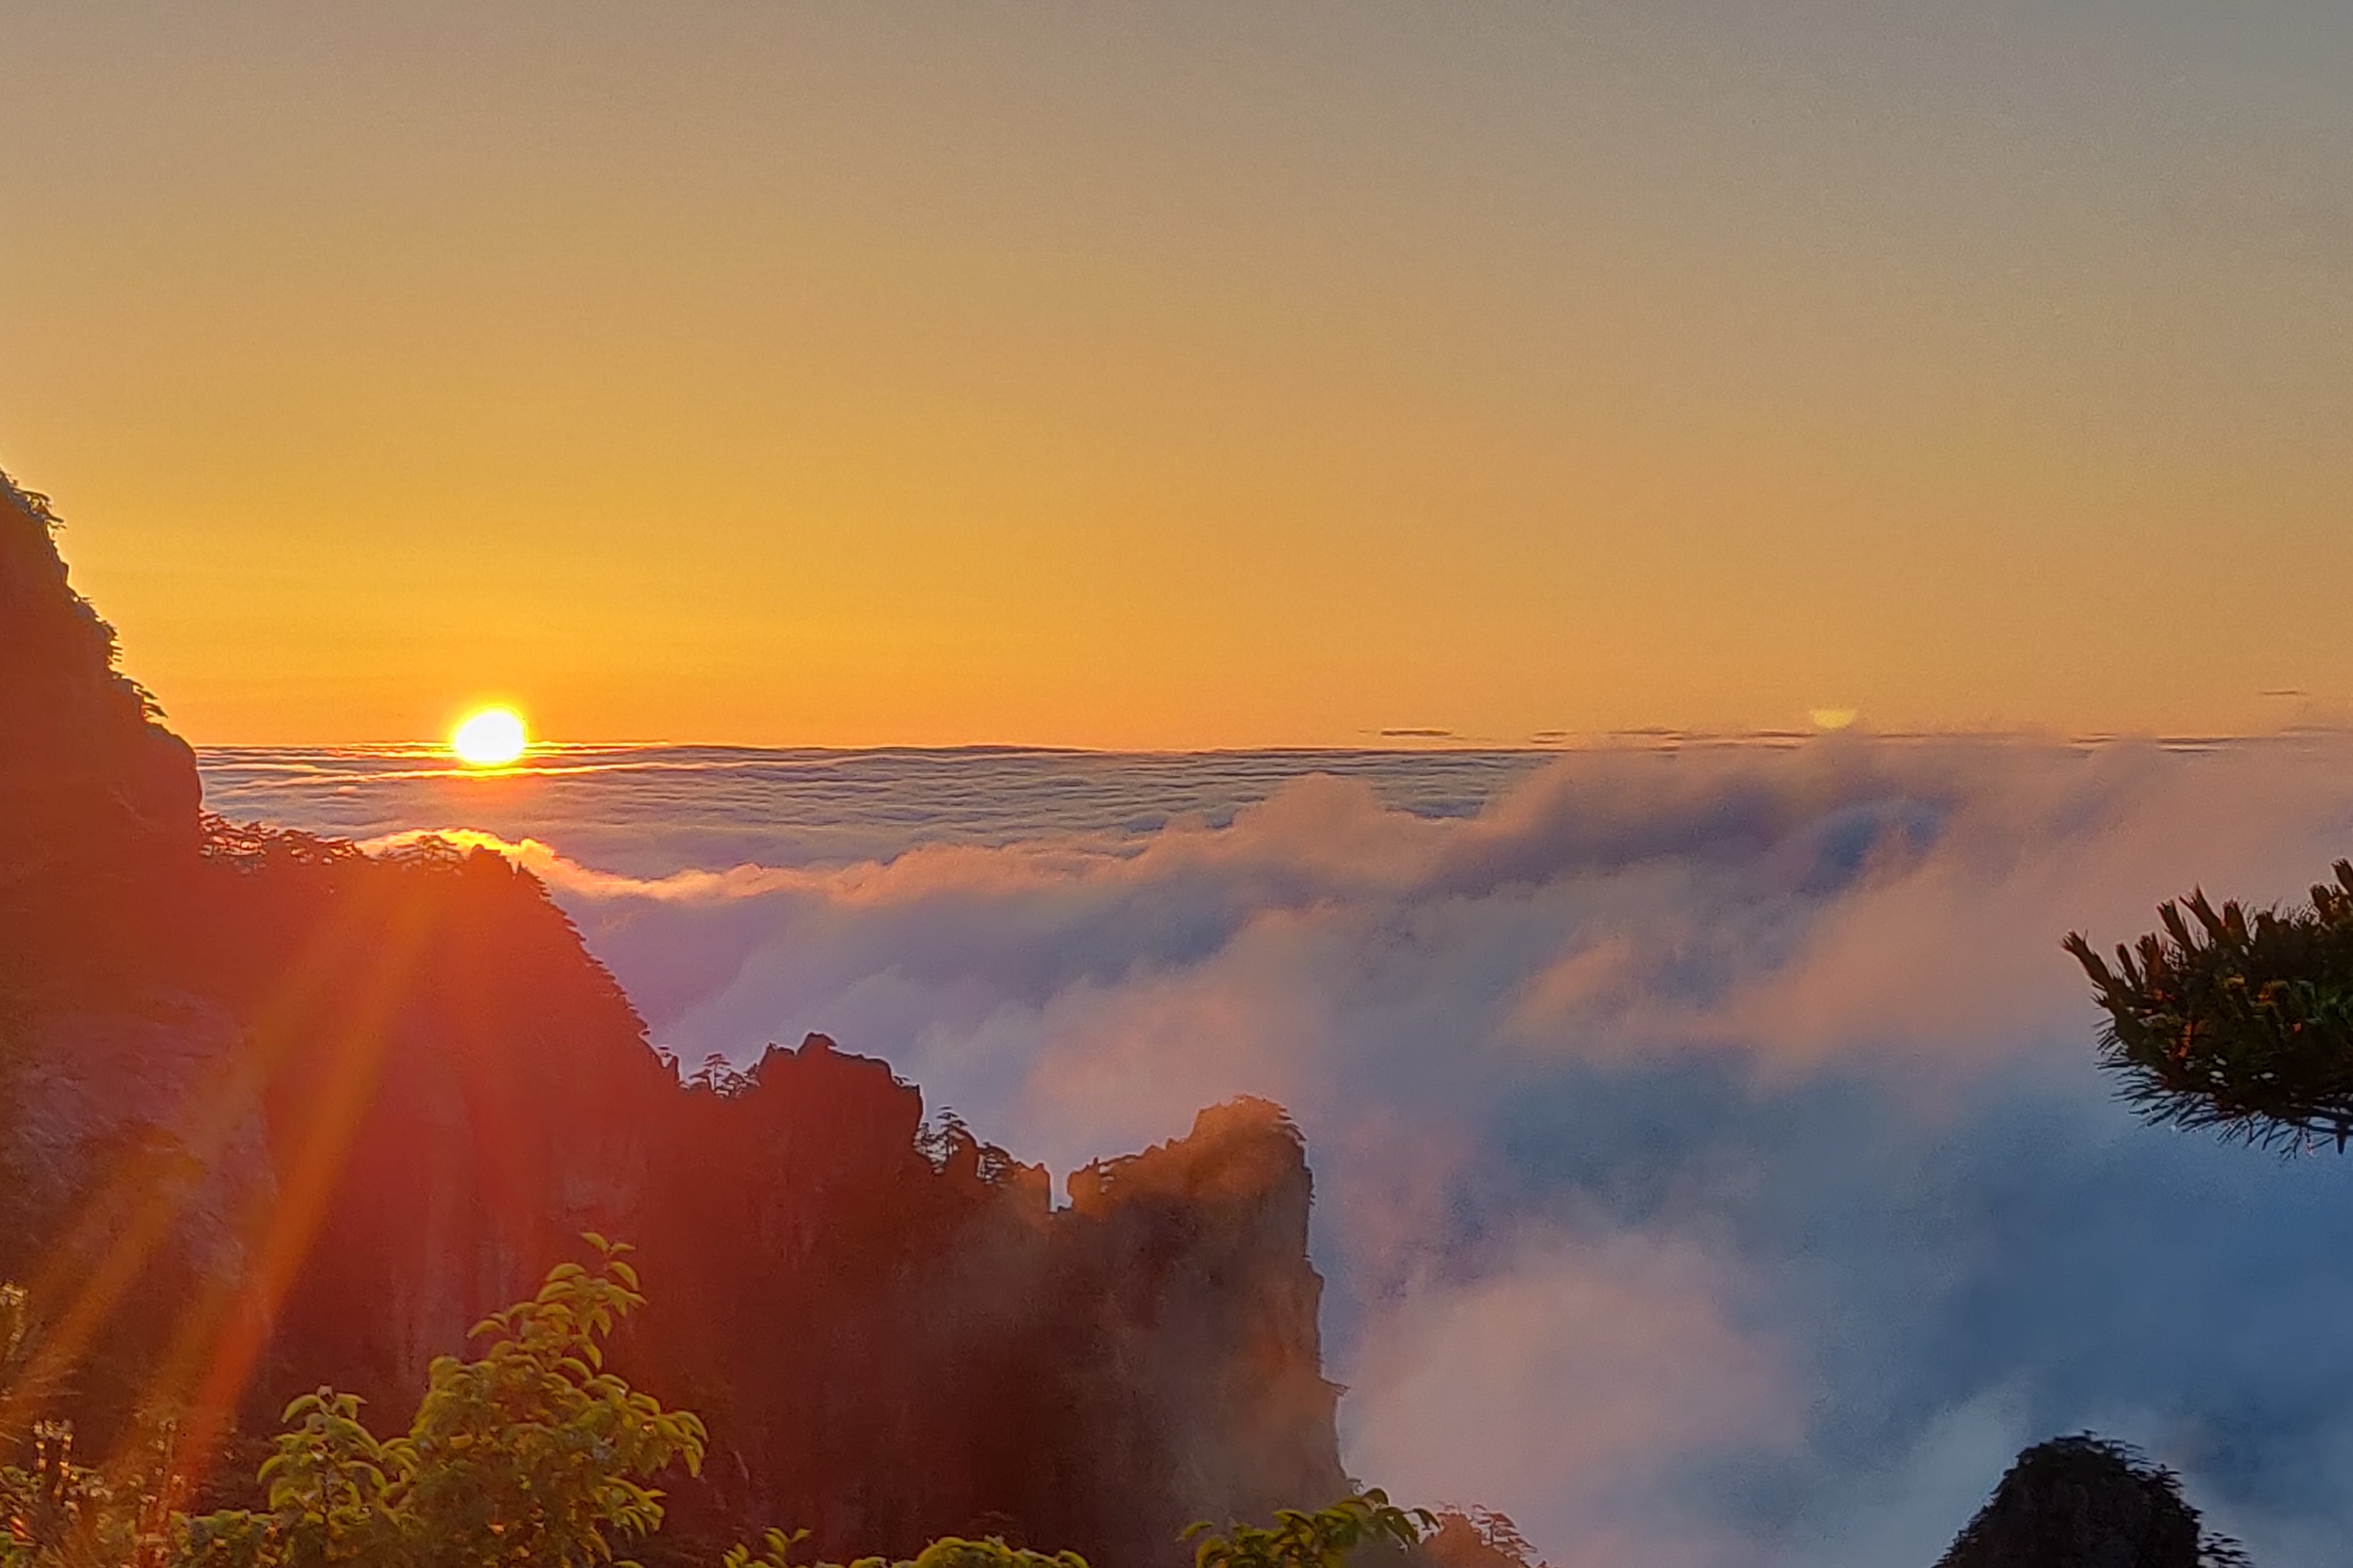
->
[723,1528,1087,1568]
[0,1416,180,1568]
[177,1391,401,1568]
[2066,860,2353,1152]
[180,1237,707,1568]
[395,1238,706,1566]
[2,1422,95,1568]
[1184,1492,1433,1568]
[0,1287,152,1568]
[723,1491,1429,1568]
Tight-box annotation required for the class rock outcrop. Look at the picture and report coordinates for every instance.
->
[0,470,1349,1568]
[1934,1436,2243,1568]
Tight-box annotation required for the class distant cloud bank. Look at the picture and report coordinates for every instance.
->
[247,739,2353,1567]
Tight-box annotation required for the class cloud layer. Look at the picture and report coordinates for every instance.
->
[232,737,2353,1565]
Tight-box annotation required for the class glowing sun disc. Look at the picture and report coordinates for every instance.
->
[451,707,529,767]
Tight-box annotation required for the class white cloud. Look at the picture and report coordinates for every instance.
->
[339,737,2353,1566]
[1343,1225,1798,1568]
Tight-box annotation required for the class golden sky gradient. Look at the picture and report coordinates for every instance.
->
[4,4,2350,746]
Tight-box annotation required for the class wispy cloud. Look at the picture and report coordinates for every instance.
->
[275,738,2353,1565]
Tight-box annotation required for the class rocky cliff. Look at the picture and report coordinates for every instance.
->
[0,478,199,999]
[0,471,1348,1567]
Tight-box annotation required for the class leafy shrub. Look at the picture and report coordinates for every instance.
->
[723,1528,1088,1568]
[1,1414,181,1568]
[179,1236,706,1568]
[723,1491,1430,1568]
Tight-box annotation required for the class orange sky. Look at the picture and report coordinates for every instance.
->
[5,4,2350,747]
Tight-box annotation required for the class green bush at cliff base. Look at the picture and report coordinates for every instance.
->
[721,1493,1432,1568]
[3,1245,1426,1568]
[178,1235,707,1568]
[724,1526,1089,1568]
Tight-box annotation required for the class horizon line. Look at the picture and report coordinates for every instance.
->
[188,724,2353,761]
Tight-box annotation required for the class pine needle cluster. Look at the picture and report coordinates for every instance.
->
[2065,861,2353,1152]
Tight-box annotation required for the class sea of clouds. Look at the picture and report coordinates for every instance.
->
[202,737,2353,1567]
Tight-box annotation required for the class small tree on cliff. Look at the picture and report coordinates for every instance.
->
[2066,859,2353,1152]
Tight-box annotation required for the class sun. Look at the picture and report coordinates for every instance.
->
[451,706,530,767]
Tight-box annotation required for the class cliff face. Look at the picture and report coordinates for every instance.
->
[0,471,1349,1567]
[632,1050,1345,1564]
[0,478,199,997]
[1933,1437,2238,1568]
[0,481,196,853]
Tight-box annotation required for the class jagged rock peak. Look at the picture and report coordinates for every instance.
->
[1066,1095,1305,1211]
[0,470,200,859]
[1934,1435,2249,1568]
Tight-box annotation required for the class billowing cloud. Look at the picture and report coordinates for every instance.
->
[256,737,2353,1565]
[1343,1224,1799,1568]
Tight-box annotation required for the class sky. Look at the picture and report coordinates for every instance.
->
[5,2,2352,746]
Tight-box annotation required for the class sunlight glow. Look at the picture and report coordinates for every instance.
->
[451,706,529,766]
